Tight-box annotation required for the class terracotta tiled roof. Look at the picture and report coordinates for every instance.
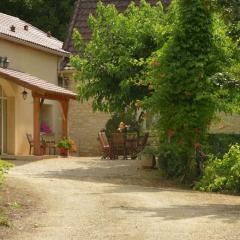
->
[63,0,160,52]
[0,67,76,99]
[0,13,69,57]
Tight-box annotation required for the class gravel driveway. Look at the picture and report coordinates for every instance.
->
[4,157,240,240]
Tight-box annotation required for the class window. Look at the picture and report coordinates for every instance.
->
[58,76,69,89]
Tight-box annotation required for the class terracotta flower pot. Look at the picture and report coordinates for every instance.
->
[59,148,69,157]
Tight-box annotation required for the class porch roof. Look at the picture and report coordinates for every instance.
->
[0,67,77,100]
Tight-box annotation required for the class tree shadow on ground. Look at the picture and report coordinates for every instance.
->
[37,159,186,190]
[38,162,240,224]
[112,204,240,224]
[30,158,240,224]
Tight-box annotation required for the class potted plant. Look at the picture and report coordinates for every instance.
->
[138,146,157,169]
[57,138,73,157]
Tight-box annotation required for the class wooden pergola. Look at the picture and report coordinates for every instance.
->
[0,67,76,156]
[32,92,74,155]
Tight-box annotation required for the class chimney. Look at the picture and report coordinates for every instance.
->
[24,25,29,31]
[10,25,15,32]
[47,31,52,37]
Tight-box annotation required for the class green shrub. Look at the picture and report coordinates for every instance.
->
[0,160,13,185]
[196,144,240,194]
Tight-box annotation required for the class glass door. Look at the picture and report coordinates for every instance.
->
[0,86,7,154]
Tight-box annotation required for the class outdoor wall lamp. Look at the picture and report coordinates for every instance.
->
[0,57,10,68]
[22,88,28,100]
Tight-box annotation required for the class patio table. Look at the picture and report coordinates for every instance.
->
[110,132,138,159]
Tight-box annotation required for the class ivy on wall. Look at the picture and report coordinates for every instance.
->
[147,0,238,182]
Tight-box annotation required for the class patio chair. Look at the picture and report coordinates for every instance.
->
[45,141,57,155]
[111,132,126,159]
[98,131,114,159]
[26,133,45,155]
[125,133,138,159]
[41,133,57,155]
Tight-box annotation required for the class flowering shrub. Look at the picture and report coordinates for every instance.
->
[57,139,76,151]
[57,138,73,150]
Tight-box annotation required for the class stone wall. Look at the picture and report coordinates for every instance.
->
[210,113,240,134]
[68,78,110,156]
[67,70,240,156]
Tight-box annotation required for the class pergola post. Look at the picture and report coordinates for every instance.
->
[60,99,69,138]
[33,93,41,155]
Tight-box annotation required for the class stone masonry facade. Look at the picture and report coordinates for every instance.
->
[68,78,110,156]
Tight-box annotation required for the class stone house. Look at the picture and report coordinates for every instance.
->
[0,13,76,155]
[62,0,158,156]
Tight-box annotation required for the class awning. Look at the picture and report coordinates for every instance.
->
[0,67,76,99]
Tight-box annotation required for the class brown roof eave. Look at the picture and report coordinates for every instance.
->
[0,70,76,100]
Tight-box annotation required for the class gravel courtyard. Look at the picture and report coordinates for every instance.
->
[2,157,240,240]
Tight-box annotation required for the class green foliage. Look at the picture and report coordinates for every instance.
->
[0,160,13,185]
[196,144,240,194]
[211,0,240,43]
[71,0,166,112]
[146,0,238,182]
[57,138,73,150]
[0,0,74,40]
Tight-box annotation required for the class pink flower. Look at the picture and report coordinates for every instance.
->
[40,122,52,134]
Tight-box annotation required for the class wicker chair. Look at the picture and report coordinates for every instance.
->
[26,133,45,155]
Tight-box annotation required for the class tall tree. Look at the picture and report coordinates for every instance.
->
[147,0,238,182]
[71,0,166,112]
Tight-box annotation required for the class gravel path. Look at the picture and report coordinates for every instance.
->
[4,157,240,240]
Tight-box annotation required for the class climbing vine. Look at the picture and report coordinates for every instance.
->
[146,0,238,182]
